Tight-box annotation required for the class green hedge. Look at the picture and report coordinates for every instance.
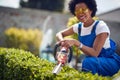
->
[0,48,112,80]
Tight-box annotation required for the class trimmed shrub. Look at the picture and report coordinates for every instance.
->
[4,27,43,56]
[0,48,112,80]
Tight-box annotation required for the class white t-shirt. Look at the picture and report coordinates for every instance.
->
[72,20,110,49]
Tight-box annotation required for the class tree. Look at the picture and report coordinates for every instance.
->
[20,0,65,12]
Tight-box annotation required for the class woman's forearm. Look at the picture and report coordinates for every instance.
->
[73,40,99,57]
[80,45,100,57]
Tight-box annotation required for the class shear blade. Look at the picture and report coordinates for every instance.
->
[52,63,62,74]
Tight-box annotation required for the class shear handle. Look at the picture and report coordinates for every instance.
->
[53,43,73,63]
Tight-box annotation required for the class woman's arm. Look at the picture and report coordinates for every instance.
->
[59,32,108,57]
[81,32,108,57]
[56,27,75,41]
[56,26,108,57]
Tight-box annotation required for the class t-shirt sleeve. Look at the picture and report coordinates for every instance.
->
[96,21,110,36]
[72,23,79,34]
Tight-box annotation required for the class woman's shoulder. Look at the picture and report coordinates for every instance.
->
[96,20,110,35]
[95,20,109,29]
[97,20,107,26]
[72,23,79,33]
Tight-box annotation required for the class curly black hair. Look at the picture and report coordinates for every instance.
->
[69,0,97,17]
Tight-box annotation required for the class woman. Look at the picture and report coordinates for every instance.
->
[56,0,120,76]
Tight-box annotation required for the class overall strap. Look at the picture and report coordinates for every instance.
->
[78,21,99,35]
[91,20,99,34]
[78,22,82,36]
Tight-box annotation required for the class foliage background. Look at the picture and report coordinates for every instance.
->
[4,27,43,56]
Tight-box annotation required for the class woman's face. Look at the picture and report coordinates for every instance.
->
[75,3,92,23]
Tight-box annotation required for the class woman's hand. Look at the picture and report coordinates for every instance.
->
[58,38,81,48]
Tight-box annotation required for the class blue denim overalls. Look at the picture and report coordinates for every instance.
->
[78,20,120,76]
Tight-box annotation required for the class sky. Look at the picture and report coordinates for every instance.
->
[0,0,120,14]
[96,0,120,14]
[0,0,20,8]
